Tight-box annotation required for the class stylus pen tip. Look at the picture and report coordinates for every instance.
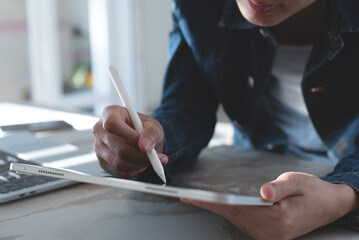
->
[160,174,167,184]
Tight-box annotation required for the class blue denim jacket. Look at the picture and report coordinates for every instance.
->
[152,0,359,193]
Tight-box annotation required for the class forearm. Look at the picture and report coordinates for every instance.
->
[153,108,216,172]
[151,10,219,171]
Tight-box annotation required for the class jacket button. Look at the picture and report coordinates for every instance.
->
[310,86,326,93]
[259,28,269,38]
[248,76,255,88]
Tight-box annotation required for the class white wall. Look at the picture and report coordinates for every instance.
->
[89,0,172,114]
[135,0,172,114]
[0,0,29,102]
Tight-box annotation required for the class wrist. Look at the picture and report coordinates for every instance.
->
[335,184,359,217]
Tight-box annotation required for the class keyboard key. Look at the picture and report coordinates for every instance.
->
[41,176,58,182]
[12,178,37,188]
[0,186,10,193]
[1,182,24,191]
[27,177,47,185]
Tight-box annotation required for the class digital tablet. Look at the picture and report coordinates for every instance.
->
[10,163,273,206]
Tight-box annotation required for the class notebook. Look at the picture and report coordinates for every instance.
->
[0,133,105,203]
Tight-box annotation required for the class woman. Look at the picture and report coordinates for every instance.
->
[93,0,359,239]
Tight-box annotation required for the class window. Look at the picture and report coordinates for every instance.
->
[26,0,171,115]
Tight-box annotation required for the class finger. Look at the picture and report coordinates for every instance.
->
[94,134,113,172]
[97,155,112,173]
[157,152,169,165]
[102,106,140,147]
[139,120,164,153]
[98,147,147,177]
[114,157,149,172]
[117,167,148,179]
[261,172,303,202]
[102,105,134,127]
[94,127,147,166]
[94,119,142,161]
[112,146,169,170]
[98,148,148,176]
[102,133,151,165]
[103,132,168,166]
[95,136,149,172]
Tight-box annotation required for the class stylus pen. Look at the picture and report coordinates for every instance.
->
[108,65,167,183]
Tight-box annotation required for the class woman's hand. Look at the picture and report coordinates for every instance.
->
[182,172,359,240]
[92,105,168,178]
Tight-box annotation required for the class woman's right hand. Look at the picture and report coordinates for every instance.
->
[92,105,168,178]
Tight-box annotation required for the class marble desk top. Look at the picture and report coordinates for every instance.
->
[1,145,359,240]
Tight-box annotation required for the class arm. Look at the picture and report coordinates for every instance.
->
[92,7,219,178]
[321,150,359,230]
[152,11,219,172]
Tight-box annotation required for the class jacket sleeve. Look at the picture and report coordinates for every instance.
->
[321,151,359,231]
[322,151,359,192]
[151,11,219,173]
[321,114,359,192]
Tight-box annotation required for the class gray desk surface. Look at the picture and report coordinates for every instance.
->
[1,145,359,240]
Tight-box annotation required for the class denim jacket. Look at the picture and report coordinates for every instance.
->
[152,0,359,195]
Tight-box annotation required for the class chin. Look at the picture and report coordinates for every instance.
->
[241,11,286,27]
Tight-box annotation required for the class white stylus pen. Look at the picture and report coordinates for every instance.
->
[108,66,166,183]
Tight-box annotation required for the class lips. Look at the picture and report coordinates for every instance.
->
[247,0,281,15]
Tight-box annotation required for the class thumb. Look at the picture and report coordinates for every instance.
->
[138,120,164,153]
[260,172,303,202]
[138,126,168,165]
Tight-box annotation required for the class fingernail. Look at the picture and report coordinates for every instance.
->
[160,155,168,164]
[261,184,276,202]
[142,137,152,152]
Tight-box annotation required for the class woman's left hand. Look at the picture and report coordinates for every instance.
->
[181,172,359,240]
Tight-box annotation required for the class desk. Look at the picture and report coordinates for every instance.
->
[1,104,358,240]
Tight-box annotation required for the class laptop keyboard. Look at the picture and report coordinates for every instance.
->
[0,150,58,194]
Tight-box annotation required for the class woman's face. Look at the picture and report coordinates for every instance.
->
[235,0,317,26]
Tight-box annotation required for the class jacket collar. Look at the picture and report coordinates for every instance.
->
[217,0,256,30]
[218,0,359,33]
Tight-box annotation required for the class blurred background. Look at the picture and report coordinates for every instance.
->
[0,0,172,115]
[0,0,233,145]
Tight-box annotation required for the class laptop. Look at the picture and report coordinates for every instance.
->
[0,132,105,203]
